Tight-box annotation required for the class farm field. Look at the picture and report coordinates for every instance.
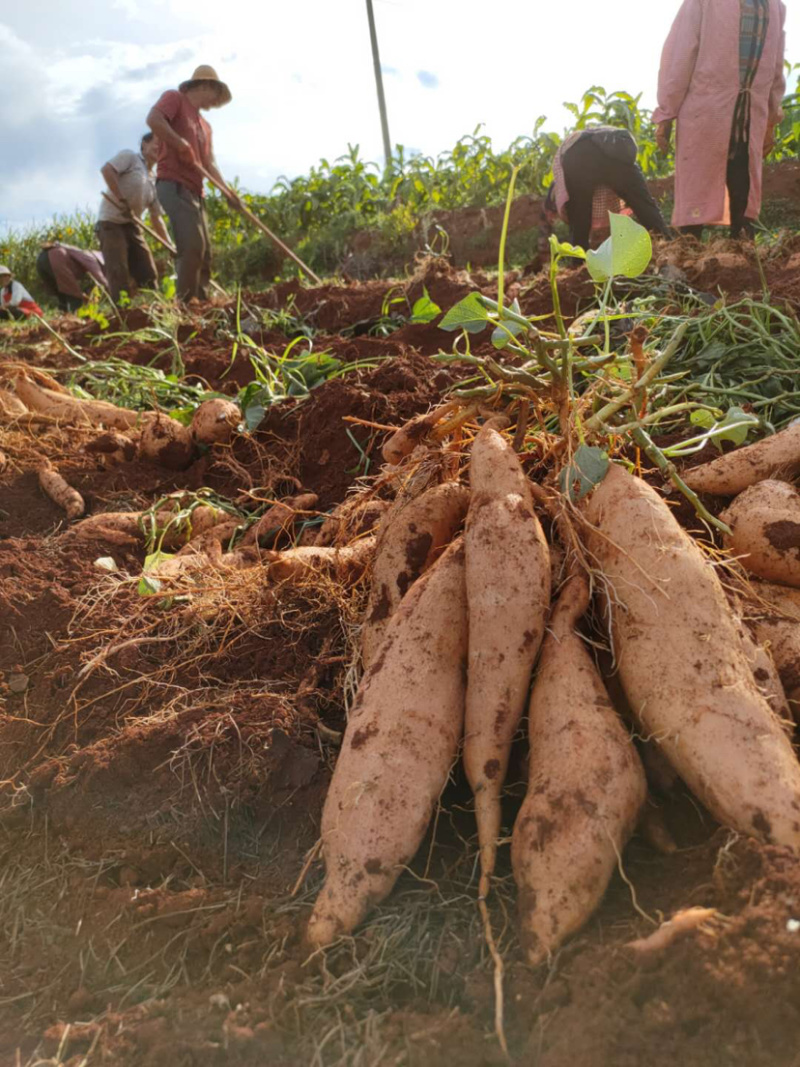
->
[5,213,800,1067]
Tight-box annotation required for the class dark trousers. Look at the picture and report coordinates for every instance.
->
[680,139,753,240]
[156,180,211,301]
[96,221,158,302]
[0,307,25,321]
[563,135,670,250]
[36,250,82,312]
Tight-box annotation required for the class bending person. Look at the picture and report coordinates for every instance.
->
[97,132,171,302]
[539,126,670,257]
[36,244,108,313]
[654,0,786,239]
[146,64,241,302]
[0,265,43,320]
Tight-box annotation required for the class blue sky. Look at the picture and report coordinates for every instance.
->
[1,0,797,231]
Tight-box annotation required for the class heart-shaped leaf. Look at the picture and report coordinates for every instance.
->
[586,213,652,283]
[439,292,490,334]
[559,445,610,502]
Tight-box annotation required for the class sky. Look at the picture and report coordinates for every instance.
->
[1,0,798,231]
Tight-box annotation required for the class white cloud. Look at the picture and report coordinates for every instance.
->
[1,0,798,231]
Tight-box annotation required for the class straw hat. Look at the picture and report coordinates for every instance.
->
[179,65,232,106]
[0,265,11,279]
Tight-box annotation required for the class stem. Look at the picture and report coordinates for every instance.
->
[584,320,690,433]
[496,165,520,316]
[32,316,86,363]
[630,426,731,535]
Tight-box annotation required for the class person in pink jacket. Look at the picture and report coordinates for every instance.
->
[653,0,786,239]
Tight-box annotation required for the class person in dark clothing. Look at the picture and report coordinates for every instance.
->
[539,127,670,258]
[36,244,108,313]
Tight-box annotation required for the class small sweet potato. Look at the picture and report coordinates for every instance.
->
[683,423,800,496]
[721,480,800,587]
[241,493,319,547]
[382,401,460,465]
[191,398,241,446]
[362,481,470,670]
[268,537,376,586]
[139,414,195,470]
[307,540,467,947]
[512,576,646,966]
[38,466,85,520]
[0,389,27,419]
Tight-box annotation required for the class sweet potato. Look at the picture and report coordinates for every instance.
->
[268,537,375,586]
[0,389,27,419]
[241,493,319,547]
[38,466,85,520]
[71,504,228,548]
[361,482,470,670]
[583,464,800,847]
[14,374,139,430]
[85,431,137,462]
[736,617,793,726]
[307,540,467,947]
[721,480,800,587]
[683,422,800,496]
[747,615,800,718]
[139,414,195,470]
[314,497,390,547]
[191,398,241,446]
[463,426,551,898]
[382,401,460,465]
[511,576,646,966]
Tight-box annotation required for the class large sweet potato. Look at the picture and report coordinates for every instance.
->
[583,463,800,848]
[361,481,470,670]
[721,480,800,587]
[512,576,646,966]
[683,423,800,496]
[307,540,468,947]
[464,425,551,898]
[14,374,139,431]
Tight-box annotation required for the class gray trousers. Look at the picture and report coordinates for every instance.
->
[156,180,211,301]
[96,221,158,303]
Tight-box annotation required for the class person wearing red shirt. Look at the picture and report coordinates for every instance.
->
[0,265,43,320]
[146,65,241,301]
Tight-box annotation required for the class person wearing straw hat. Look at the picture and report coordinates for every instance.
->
[146,65,241,302]
[0,265,43,320]
[96,132,172,303]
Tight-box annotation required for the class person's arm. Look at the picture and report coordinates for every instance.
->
[146,104,197,167]
[100,162,128,213]
[765,5,787,156]
[652,0,704,151]
[204,155,242,208]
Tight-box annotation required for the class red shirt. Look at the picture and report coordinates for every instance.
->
[152,90,213,198]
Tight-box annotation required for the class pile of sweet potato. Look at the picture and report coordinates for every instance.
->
[306,417,800,972]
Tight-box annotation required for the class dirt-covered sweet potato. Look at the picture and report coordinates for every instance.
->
[191,398,241,446]
[464,425,551,900]
[721,480,800,587]
[683,422,800,496]
[307,540,468,947]
[582,463,800,848]
[361,481,470,670]
[512,575,646,966]
[38,466,85,520]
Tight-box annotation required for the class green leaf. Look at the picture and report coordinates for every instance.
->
[550,237,586,261]
[585,214,652,283]
[491,318,527,350]
[138,550,174,595]
[559,445,610,502]
[439,292,491,334]
[410,287,442,324]
[689,409,718,430]
[712,406,759,451]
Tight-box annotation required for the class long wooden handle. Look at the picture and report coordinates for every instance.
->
[195,163,322,286]
[101,190,228,298]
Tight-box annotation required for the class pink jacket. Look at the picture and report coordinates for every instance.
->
[653,0,786,227]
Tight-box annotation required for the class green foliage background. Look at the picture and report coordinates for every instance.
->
[3,76,800,300]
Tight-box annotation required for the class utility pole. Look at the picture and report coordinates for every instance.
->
[365,0,393,166]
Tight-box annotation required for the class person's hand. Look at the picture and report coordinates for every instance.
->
[225,189,243,211]
[176,140,198,167]
[656,120,673,154]
[763,125,776,159]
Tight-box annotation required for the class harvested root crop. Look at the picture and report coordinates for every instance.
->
[511,575,646,966]
[14,374,139,430]
[683,422,800,496]
[382,400,460,465]
[139,414,195,470]
[307,540,467,947]
[721,480,800,587]
[38,465,85,520]
[0,389,27,419]
[85,431,137,462]
[464,425,551,900]
[268,537,375,586]
[735,617,793,726]
[72,504,229,548]
[626,908,719,956]
[361,481,470,670]
[242,493,319,547]
[583,463,800,847]
[314,497,390,548]
[191,398,241,446]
